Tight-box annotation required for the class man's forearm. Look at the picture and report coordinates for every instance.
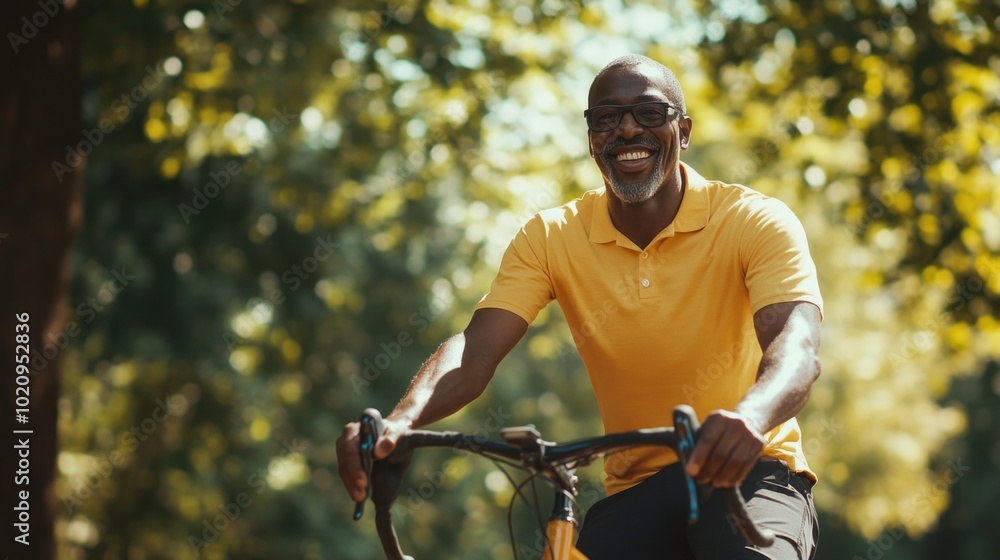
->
[735,342,820,435]
[736,303,822,435]
[687,302,821,486]
[386,332,494,429]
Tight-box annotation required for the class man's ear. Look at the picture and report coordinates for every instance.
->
[679,116,693,150]
[588,131,595,158]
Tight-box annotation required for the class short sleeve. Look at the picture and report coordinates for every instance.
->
[475,215,556,324]
[740,199,824,319]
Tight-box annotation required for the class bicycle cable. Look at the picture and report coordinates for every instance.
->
[529,474,549,556]
[494,454,602,560]
[530,473,563,560]
[478,454,547,560]
[504,468,556,560]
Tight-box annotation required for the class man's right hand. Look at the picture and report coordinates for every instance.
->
[336,416,410,503]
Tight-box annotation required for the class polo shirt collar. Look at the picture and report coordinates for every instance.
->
[589,162,711,246]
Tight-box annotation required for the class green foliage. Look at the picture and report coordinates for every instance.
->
[61,0,998,558]
[692,0,1000,544]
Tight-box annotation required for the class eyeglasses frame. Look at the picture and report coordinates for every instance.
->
[583,101,685,132]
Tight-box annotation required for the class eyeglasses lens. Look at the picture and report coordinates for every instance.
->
[587,103,671,132]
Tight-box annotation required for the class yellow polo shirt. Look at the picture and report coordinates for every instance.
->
[476,163,823,495]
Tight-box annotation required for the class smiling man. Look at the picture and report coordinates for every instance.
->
[338,54,823,559]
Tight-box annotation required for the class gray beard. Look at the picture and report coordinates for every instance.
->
[606,158,665,204]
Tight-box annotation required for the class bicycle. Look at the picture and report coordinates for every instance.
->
[351,405,775,560]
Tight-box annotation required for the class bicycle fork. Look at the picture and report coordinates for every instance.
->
[543,491,589,560]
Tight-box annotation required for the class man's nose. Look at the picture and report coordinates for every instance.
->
[617,110,644,138]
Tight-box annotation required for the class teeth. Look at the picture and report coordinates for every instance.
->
[616,151,650,161]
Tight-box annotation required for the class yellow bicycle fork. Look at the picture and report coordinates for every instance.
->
[539,487,590,560]
[542,518,589,560]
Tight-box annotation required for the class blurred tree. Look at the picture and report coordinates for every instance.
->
[1,0,84,558]
[922,359,1000,559]
[694,0,999,549]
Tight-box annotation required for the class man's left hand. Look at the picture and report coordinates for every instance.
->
[685,410,768,487]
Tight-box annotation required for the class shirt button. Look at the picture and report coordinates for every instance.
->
[641,279,650,287]
[641,252,649,259]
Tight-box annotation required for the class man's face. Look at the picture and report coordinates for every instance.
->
[587,65,692,203]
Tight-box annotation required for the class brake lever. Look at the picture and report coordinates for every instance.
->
[353,408,385,521]
[673,405,775,547]
[672,405,701,524]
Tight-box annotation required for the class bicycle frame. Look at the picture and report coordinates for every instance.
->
[545,519,587,560]
[539,482,589,560]
[353,406,774,560]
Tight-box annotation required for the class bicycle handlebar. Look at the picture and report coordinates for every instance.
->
[352,407,775,559]
[390,427,676,463]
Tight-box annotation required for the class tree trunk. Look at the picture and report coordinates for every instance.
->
[0,0,84,557]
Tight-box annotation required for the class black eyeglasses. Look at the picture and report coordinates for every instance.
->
[583,102,682,132]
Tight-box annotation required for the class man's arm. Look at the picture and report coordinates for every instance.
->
[337,308,528,502]
[686,301,821,487]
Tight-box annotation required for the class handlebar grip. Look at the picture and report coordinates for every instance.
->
[674,405,774,547]
[355,409,413,558]
[353,408,385,521]
[721,487,776,547]
[376,503,412,560]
